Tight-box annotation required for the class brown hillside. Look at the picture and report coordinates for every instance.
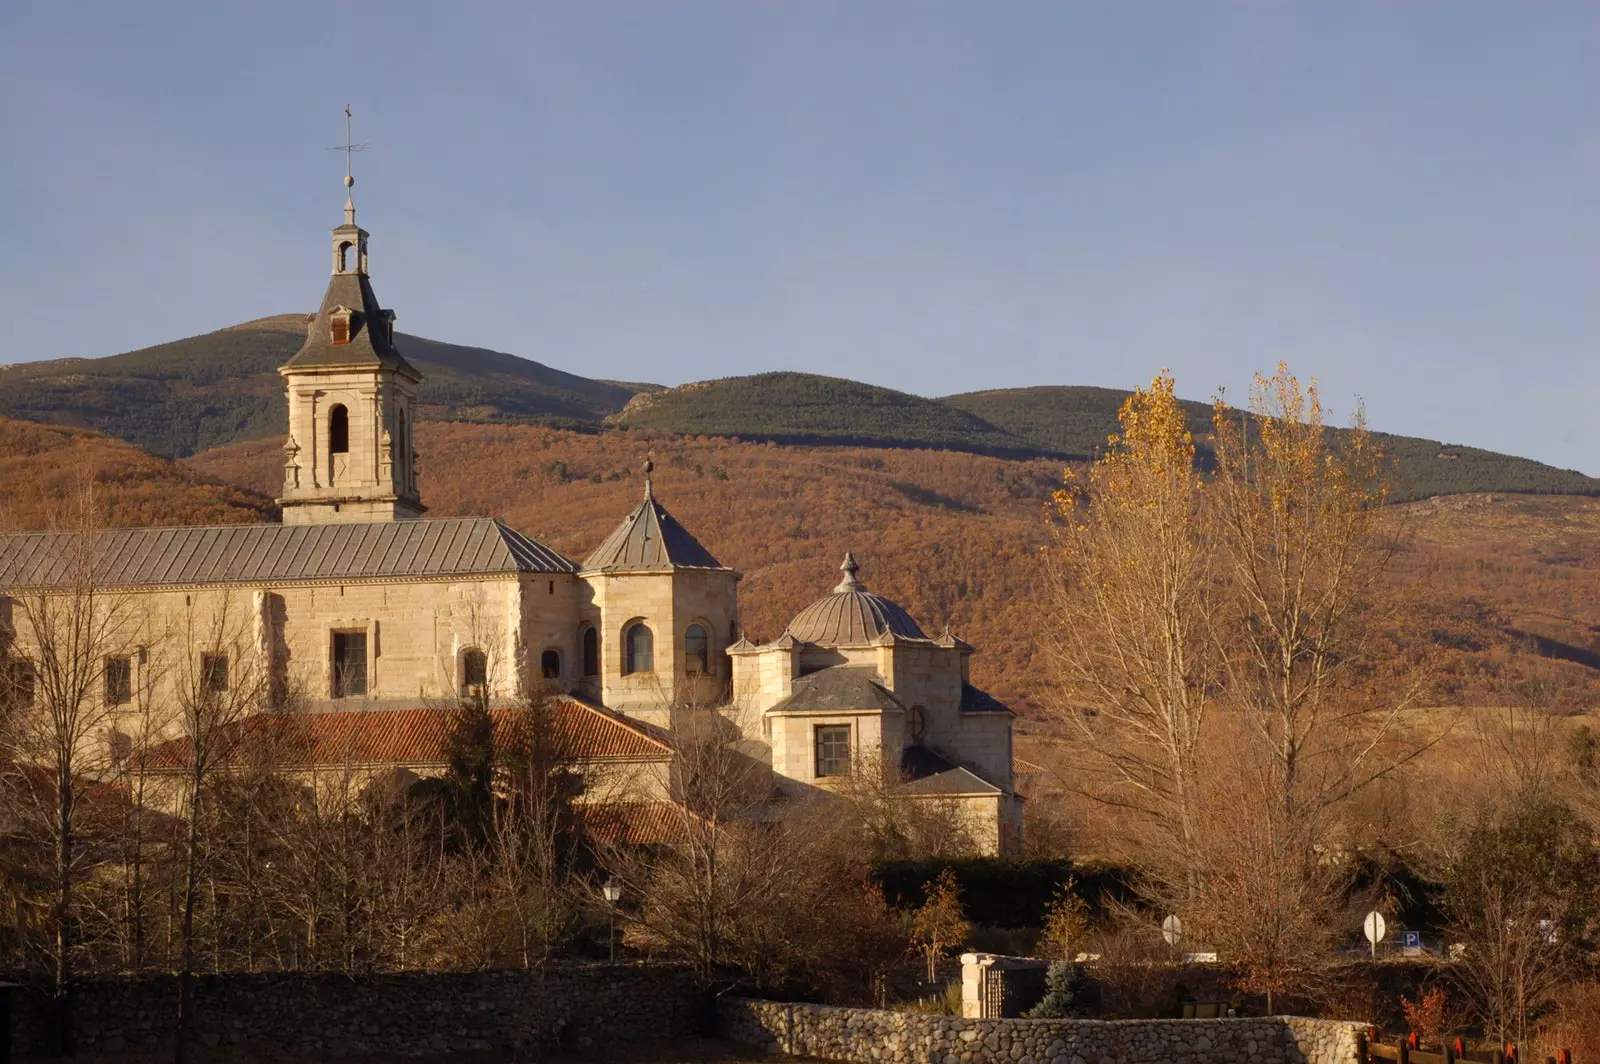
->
[188,425,1600,712]
[0,416,274,532]
[189,425,1063,708]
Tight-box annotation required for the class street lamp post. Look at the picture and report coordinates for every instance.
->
[602,878,622,963]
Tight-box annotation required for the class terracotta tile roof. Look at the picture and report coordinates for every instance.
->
[0,517,576,591]
[578,801,692,846]
[144,699,671,772]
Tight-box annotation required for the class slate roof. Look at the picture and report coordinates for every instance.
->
[143,700,671,771]
[959,685,1014,715]
[898,743,1004,797]
[0,518,576,591]
[785,553,928,646]
[280,248,421,379]
[582,485,724,572]
[766,666,905,716]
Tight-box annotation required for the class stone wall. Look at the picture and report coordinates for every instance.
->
[718,997,1366,1064]
[16,963,702,1057]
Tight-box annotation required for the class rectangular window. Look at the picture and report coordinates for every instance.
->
[814,725,852,778]
[104,656,132,706]
[332,631,368,699]
[200,653,229,695]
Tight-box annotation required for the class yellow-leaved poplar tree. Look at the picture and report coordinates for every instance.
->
[1045,372,1221,875]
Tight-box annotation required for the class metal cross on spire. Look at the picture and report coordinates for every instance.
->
[329,104,369,220]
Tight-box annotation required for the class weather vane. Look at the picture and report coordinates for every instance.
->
[329,104,370,191]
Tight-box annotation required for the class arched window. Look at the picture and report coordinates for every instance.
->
[624,623,653,675]
[329,405,349,454]
[540,649,561,680]
[581,627,598,677]
[337,241,352,273]
[685,624,709,675]
[460,648,487,698]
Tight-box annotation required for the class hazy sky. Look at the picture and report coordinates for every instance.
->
[1,3,1595,470]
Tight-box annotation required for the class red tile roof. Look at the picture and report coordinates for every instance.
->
[144,700,671,772]
[577,801,692,846]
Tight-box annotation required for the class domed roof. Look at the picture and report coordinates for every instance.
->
[784,553,927,646]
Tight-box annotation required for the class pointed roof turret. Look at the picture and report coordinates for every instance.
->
[581,463,725,572]
[280,119,419,381]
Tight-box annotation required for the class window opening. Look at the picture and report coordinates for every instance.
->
[332,631,367,698]
[329,405,349,454]
[105,656,132,706]
[624,623,654,675]
[541,649,561,680]
[460,648,488,698]
[685,624,709,675]
[201,653,229,695]
[814,725,852,778]
[581,627,598,677]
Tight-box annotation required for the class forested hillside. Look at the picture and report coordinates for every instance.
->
[186,423,1600,712]
[947,385,1600,502]
[0,417,273,531]
[615,372,1056,458]
[6,318,1596,501]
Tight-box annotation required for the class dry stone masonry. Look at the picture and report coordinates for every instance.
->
[719,998,1366,1064]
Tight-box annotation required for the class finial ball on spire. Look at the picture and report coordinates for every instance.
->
[344,174,354,188]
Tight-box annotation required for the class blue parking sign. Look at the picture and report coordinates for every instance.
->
[1403,931,1421,948]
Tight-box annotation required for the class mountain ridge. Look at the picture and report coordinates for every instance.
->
[3,318,1596,502]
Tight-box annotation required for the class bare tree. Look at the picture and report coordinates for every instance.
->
[169,592,271,1063]
[1,486,140,1047]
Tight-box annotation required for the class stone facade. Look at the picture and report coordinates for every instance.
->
[718,998,1366,1064]
[15,964,703,1057]
[0,184,1021,855]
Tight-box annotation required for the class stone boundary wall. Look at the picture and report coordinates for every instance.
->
[718,997,1366,1064]
[16,964,702,1057]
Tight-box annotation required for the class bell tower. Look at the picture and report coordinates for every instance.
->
[277,115,424,526]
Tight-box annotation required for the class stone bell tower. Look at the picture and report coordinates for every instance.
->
[277,156,425,525]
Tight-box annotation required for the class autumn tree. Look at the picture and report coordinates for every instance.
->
[1039,878,1093,962]
[1044,372,1221,876]
[908,868,971,983]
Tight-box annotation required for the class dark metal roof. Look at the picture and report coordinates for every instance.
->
[0,518,575,591]
[280,256,421,380]
[581,485,723,572]
[959,685,1014,715]
[766,666,905,716]
[785,553,927,646]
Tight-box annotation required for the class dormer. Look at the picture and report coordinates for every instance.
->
[329,305,355,345]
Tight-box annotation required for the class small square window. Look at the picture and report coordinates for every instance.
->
[814,725,852,778]
[200,653,229,695]
[104,657,132,706]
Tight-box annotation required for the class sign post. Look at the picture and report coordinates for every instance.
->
[1363,911,1387,960]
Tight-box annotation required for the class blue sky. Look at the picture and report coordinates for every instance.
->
[1,3,1595,470]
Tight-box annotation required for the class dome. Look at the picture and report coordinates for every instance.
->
[784,553,927,646]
